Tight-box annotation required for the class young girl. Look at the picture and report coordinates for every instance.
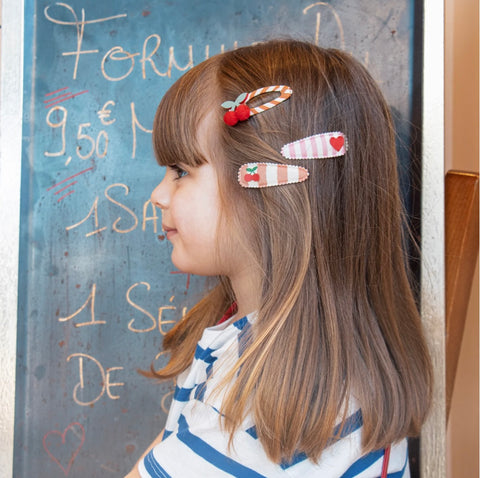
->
[126,39,432,477]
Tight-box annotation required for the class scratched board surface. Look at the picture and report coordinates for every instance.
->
[14,1,420,476]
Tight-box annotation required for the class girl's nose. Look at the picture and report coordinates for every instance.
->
[150,175,171,209]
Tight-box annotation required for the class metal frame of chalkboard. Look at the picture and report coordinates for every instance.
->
[0,0,445,476]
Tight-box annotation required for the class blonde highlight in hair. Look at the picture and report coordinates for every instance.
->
[150,40,432,463]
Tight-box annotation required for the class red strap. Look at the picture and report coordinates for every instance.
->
[381,446,391,478]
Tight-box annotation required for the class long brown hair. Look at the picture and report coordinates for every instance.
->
[151,40,432,463]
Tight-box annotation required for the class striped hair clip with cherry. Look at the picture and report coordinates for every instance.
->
[221,85,292,126]
[238,163,309,188]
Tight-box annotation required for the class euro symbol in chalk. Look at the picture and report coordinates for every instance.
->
[97,100,116,126]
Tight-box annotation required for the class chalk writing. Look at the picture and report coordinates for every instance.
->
[130,102,152,158]
[105,183,139,233]
[151,352,175,414]
[126,282,157,333]
[76,122,109,160]
[97,100,116,126]
[303,3,345,49]
[161,388,174,415]
[58,283,106,327]
[65,184,158,236]
[45,101,148,164]
[65,196,107,236]
[44,4,241,81]
[139,34,194,78]
[67,353,125,406]
[127,286,185,334]
[142,199,159,233]
[44,3,127,79]
[59,283,186,332]
[46,166,93,203]
[100,38,197,81]
[44,87,89,109]
[43,422,85,476]
[101,46,139,81]
[45,106,68,157]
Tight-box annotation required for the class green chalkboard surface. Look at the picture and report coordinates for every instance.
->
[14,1,421,476]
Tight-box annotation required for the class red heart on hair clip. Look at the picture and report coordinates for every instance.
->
[329,136,344,151]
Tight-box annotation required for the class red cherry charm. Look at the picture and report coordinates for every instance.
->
[235,104,251,121]
[252,173,260,181]
[223,111,239,126]
[244,174,253,181]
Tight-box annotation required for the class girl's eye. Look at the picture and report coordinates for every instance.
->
[170,165,188,180]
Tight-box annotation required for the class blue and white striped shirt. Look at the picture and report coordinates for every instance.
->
[139,313,410,477]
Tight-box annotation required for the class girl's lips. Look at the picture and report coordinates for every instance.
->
[162,225,177,240]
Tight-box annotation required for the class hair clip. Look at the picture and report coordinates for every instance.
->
[237,132,348,188]
[281,132,348,160]
[222,85,292,126]
[238,163,309,188]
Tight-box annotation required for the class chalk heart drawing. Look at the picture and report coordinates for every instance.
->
[43,422,85,476]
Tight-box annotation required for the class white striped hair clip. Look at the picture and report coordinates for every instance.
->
[281,132,348,160]
[222,85,292,126]
[238,163,309,188]
[237,131,348,188]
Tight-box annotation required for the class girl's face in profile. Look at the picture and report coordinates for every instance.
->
[151,159,224,277]
[151,110,261,315]
[151,111,239,278]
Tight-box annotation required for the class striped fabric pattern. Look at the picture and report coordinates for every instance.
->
[281,132,348,159]
[138,313,410,477]
[245,85,293,116]
[238,163,309,188]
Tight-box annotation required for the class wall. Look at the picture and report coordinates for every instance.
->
[444,0,479,476]
[0,0,23,475]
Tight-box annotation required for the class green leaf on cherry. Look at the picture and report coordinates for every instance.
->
[221,101,236,110]
[235,92,247,104]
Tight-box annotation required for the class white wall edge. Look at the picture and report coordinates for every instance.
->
[421,0,446,476]
[0,0,24,475]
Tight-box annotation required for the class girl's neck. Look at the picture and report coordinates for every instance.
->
[228,267,260,319]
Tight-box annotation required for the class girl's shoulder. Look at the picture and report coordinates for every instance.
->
[190,312,254,366]
[140,400,410,478]
[143,313,411,477]
[167,313,254,424]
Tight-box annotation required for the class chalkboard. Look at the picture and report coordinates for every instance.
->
[14,1,422,476]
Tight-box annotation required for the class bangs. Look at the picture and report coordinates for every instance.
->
[153,57,219,168]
